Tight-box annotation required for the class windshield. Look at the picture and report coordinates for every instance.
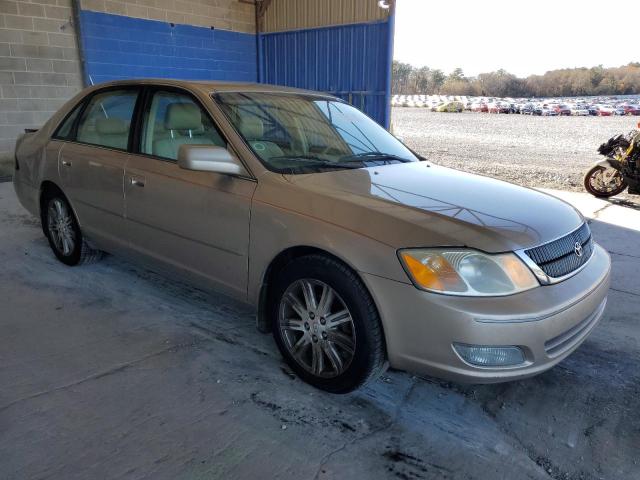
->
[214,92,418,173]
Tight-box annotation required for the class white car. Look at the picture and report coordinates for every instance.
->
[570,107,590,116]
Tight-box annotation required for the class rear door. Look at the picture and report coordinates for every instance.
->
[58,87,140,250]
[123,87,256,300]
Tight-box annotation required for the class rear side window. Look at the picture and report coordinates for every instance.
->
[76,89,139,151]
[53,102,83,140]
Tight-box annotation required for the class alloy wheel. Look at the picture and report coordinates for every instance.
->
[47,198,76,256]
[278,279,356,378]
[588,167,624,194]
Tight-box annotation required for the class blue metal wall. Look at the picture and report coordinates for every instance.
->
[259,19,393,127]
[79,11,257,85]
[77,10,394,127]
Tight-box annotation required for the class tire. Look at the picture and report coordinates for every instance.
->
[583,166,627,198]
[270,254,386,393]
[42,189,103,266]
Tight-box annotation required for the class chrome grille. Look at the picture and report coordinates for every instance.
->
[525,223,593,279]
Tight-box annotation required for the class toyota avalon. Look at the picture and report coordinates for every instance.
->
[13,80,611,393]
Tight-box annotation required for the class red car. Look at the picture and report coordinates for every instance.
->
[623,105,640,116]
[471,102,488,112]
[553,104,572,116]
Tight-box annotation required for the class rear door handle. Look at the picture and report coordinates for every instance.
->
[129,176,145,187]
[61,160,72,167]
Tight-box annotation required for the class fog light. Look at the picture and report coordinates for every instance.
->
[453,343,525,367]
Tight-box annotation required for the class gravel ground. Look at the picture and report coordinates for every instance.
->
[392,109,638,193]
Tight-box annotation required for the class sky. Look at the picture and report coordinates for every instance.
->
[393,0,640,78]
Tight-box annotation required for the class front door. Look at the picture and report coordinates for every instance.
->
[123,88,256,300]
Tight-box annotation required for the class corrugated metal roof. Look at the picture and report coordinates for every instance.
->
[262,0,390,33]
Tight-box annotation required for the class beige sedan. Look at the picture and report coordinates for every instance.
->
[13,80,610,393]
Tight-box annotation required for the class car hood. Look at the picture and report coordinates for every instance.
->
[281,162,583,253]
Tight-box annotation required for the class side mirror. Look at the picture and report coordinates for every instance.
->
[177,145,246,176]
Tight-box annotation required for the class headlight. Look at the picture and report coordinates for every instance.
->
[398,248,539,296]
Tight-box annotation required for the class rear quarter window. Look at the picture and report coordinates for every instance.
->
[52,102,83,140]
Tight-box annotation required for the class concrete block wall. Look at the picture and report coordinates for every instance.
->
[0,0,83,171]
[0,0,256,173]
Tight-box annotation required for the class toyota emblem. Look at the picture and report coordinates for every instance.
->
[574,242,583,257]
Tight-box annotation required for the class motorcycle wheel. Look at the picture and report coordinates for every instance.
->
[583,165,627,198]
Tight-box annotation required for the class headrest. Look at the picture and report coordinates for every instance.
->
[239,116,264,139]
[96,118,128,135]
[165,103,203,130]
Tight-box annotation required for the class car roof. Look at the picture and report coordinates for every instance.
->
[84,78,336,99]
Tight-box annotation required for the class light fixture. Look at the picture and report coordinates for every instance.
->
[453,344,525,367]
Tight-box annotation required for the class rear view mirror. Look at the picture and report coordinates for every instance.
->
[177,145,246,176]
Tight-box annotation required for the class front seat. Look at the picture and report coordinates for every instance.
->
[153,103,215,160]
[238,116,283,160]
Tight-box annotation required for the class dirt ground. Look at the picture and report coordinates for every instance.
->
[1,177,639,480]
[392,109,639,194]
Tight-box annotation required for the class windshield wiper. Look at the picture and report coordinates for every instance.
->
[339,152,413,163]
[269,155,363,172]
[270,155,362,168]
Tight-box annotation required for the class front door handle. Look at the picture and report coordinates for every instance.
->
[129,176,145,187]
[61,160,72,167]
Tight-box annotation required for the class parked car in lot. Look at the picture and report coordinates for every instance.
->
[554,104,572,116]
[436,101,464,112]
[623,104,640,115]
[535,105,558,116]
[392,94,640,118]
[520,103,536,115]
[13,80,611,393]
[471,102,488,113]
[591,105,614,116]
[488,102,510,114]
[570,105,590,116]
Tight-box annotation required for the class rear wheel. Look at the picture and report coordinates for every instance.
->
[583,165,627,198]
[42,190,103,266]
[270,255,386,393]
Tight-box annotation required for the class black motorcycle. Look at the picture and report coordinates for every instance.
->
[584,125,640,198]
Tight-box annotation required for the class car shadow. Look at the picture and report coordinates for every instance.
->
[606,195,640,211]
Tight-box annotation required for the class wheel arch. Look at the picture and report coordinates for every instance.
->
[39,180,80,234]
[256,246,381,336]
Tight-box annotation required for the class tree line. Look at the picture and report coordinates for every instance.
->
[392,62,640,97]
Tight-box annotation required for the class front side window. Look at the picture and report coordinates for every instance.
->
[76,89,139,151]
[141,90,225,161]
[214,92,418,174]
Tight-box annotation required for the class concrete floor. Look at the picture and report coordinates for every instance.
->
[1,181,638,480]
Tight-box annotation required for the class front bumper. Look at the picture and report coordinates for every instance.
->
[363,243,611,383]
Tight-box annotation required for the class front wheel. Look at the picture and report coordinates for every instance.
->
[583,165,627,198]
[270,255,386,393]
